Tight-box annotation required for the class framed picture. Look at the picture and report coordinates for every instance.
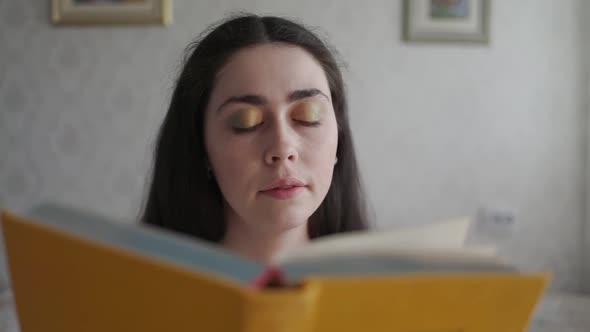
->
[51,0,172,26]
[403,0,490,43]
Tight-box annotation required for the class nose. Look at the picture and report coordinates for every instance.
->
[263,122,298,166]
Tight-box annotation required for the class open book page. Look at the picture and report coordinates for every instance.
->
[279,251,515,285]
[7,204,502,288]
[14,203,264,285]
[274,217,496,264]
[271,218,504,284]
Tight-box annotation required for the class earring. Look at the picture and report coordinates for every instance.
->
[334,157,338,165]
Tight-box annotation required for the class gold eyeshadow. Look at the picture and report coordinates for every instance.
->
[229,107,263,129]
[291,101,321,123]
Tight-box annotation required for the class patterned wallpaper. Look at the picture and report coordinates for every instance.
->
[0,0,184,289]
[0,0,587,291]
[0,1,181,217]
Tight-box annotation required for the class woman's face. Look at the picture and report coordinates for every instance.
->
[204,43,338,233]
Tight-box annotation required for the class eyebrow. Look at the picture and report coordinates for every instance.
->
[216,88,329,113]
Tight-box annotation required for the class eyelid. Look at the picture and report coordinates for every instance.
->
[229,107,263,129]
[291,100,322,123]
[232,122,263,133]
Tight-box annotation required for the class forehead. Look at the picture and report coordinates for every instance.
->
[212,43,330,100]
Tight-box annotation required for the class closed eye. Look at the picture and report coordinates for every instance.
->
[295,120,321,127]
[232,122,264,133]
[231,120,321,134]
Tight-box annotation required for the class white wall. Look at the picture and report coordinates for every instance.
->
[0,0,587,291]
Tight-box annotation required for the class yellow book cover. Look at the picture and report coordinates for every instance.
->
[0,204,549,332]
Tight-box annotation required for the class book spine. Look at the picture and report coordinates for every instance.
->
[239,283,319,332]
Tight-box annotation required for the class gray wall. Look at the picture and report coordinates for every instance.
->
[0,0,587,291]
[584,0,590,294]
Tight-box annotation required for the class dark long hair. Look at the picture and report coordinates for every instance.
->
[141,14,369,242]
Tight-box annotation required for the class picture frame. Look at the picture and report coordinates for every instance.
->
[403,0,490,44]
[51,0,173,26]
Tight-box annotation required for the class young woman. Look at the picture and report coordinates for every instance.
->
[142,14,369,263]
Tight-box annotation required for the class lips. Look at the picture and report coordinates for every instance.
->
[260,177,307,199]
[261,177,306,192]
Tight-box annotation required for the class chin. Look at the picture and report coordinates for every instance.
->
[264,212,310,231]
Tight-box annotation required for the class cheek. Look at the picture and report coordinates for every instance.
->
[205,122,245,190]
[207,135,256,188]
[206,113,248,170]
[305,123,338,190]
[207,143,255,216]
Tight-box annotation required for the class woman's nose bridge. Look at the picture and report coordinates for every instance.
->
[264,114,297,161]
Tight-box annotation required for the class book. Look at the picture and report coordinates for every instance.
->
[0,203,549,332]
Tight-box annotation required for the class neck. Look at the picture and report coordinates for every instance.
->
[222,215,309,264]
